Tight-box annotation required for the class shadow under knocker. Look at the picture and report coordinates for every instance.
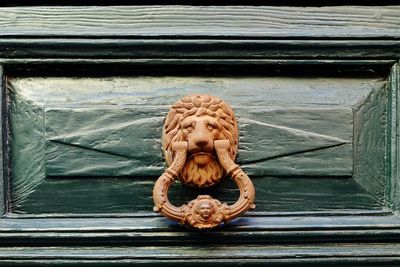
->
[153,94,256,229]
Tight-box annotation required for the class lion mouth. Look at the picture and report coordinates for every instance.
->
[190,152,214,167]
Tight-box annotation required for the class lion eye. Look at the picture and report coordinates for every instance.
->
[186,126,193,132]
[207,125,215,131]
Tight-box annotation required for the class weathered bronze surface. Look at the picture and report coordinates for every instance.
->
[153,94,256,229]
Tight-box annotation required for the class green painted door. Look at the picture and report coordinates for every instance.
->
[0,3,399,266]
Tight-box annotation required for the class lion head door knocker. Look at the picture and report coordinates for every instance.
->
[153,94,255,229]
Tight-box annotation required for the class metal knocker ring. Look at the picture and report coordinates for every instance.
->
[153,94,256,229]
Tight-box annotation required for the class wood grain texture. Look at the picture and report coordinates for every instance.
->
[0,67,4,215]
[14,176,380,214]
[353,79,387,201]
[44,108,352,177]
[0,3,398,266]
[7,76,384,214]
[0,6,399,38]
[0,243,399,266]
[0,214,398,243]
[2,213,398,230]
[10,76,363,178]
[8,83,46,209]
[9,76,375,107]
[1,0,399,7]
[388,62,400,215]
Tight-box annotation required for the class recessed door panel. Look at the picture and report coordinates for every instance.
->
[7,76,385,214]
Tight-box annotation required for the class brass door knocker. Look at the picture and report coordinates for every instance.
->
[153,94,255,229]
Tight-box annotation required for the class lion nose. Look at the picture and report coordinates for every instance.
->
[194,137,210,148]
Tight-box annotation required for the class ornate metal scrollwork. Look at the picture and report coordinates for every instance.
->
[153,94,255,229]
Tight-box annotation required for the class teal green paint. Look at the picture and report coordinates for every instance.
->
[9,76,376,107]
[353,82,388,203]
[44,107,352,177]
[388,63,400,215]
[0,243,398,266]
[238,109,352,177]
[13,176,379,215]
[45,108,165,177]
[8,84,46,211]
[0,3,398,267]
[0,66,5,215]
[8,76,384,214]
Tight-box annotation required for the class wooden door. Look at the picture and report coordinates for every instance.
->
[0,2,400,266]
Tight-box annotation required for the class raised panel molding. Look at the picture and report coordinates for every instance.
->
[8,76,384,215]
[43,108,352,177]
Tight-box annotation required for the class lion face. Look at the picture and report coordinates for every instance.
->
[181,115,220,165]
[180,114,225,187]
[163,94,238,187]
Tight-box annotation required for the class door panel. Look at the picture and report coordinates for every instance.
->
[8,76,385,214]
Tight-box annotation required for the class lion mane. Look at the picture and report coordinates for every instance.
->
[162,94,239,170]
